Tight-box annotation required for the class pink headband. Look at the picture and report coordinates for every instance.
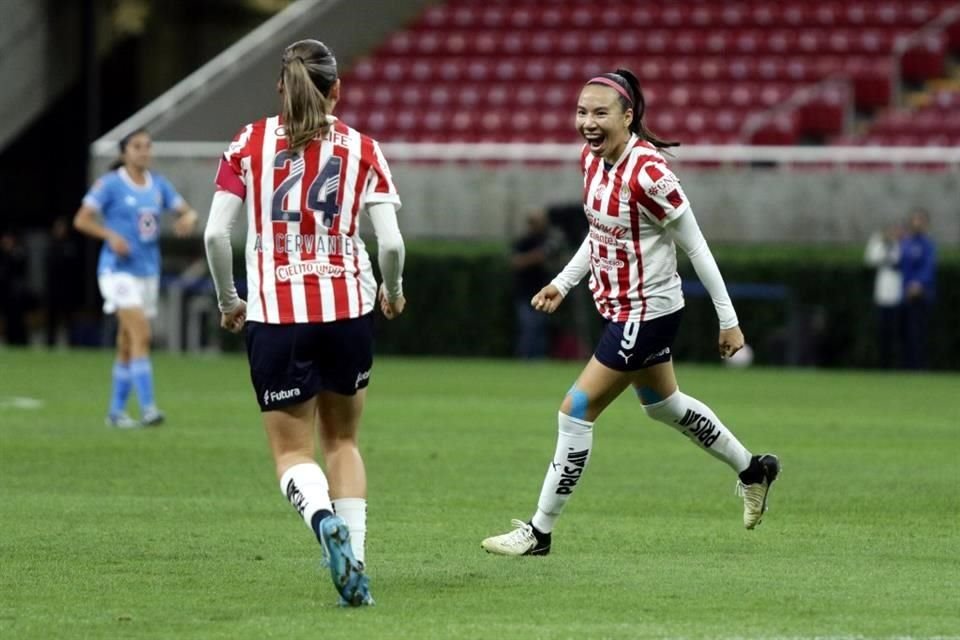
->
[586,77,633,105]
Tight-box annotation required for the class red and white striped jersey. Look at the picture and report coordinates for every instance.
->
[580,134,689,322]
[216,115,400,324]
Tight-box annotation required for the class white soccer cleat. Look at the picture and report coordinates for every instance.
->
[481,519,551,556]
[140,407,165,427]
[105,413,140,429]
[737,454,780,530]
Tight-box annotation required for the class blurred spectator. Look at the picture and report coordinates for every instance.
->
[899,209,936,370]
[863,222,903,368]
[0,231,32,345]
[511,208,565,359]
[44,217,83,347]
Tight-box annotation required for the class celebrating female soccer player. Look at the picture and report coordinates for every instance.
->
[482,69,779,557]
[74,128,197,428]
[204,39,405,606]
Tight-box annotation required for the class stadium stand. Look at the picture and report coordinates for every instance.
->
[337,0,960,146]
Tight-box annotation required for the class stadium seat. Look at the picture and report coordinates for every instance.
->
[347,0,960,144]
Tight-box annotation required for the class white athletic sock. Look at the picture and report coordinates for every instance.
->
[279,463,333,532]
[531,412,594,534]
[332,498,367,564]
[642,390,751,472]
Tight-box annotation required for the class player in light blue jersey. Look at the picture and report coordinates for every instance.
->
[74,128,197,427]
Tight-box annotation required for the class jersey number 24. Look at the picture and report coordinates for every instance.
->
[271,150,341,227]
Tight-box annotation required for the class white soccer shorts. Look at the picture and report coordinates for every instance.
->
[97,272,160,318]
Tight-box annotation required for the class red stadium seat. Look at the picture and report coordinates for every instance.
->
[342,0,958,143]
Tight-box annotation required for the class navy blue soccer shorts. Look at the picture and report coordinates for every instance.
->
[245,314,374,412]
[593,309,683,372]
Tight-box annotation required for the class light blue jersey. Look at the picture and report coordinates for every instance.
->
[82,168,184,277]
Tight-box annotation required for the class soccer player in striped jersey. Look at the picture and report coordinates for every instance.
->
[74,128,198,428]
[482,69,780,557]
[204,39,405,606]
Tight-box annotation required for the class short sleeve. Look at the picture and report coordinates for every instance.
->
[632,161,690,227]
[215,123,254,199]
[362,140,401,210]
[82,175,113,212]
[156,176,184,211]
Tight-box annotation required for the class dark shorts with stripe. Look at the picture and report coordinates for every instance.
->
[245,314,374,412]
[594,309,683,372]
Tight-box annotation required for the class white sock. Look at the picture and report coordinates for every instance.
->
[531,412,594,534]
[642,390,751,472]
[332,498,367,564]
[279,463,333,532]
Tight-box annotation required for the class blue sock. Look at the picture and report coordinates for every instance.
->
[109,361,132,416]
[129,357,156,412]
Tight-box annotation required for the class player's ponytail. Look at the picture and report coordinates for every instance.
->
[614,68,679,150]
[280,40,338,153]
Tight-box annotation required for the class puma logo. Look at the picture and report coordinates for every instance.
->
[617,349,633,364]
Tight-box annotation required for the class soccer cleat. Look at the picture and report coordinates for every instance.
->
[105,413,140,429]
[481,519,551,556]
[737,454,781,530]
[140,408,165,427]
[319,515,372,606]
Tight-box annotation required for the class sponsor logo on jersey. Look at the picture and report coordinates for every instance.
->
[556,448,589,495]
[275,261,346,281]
[591,255,626,271]
[645,165,680,198]
[586,212,627,239]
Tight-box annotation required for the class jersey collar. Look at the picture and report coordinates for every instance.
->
[118,167,153,191]
[605,134,639,172]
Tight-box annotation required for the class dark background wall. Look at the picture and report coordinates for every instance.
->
[0,0,288,234]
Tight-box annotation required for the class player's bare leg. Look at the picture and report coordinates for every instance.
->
[483,357,631,556]
[317,389,369,566]
[633,361,779,529]
[265,397,370,606]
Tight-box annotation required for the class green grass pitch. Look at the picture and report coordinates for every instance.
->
[1,350,958,639]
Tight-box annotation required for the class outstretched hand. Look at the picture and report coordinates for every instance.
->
[531,284,564,314]
[719,325,745,359]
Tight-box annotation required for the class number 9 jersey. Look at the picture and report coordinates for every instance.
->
[215,115,401,324]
